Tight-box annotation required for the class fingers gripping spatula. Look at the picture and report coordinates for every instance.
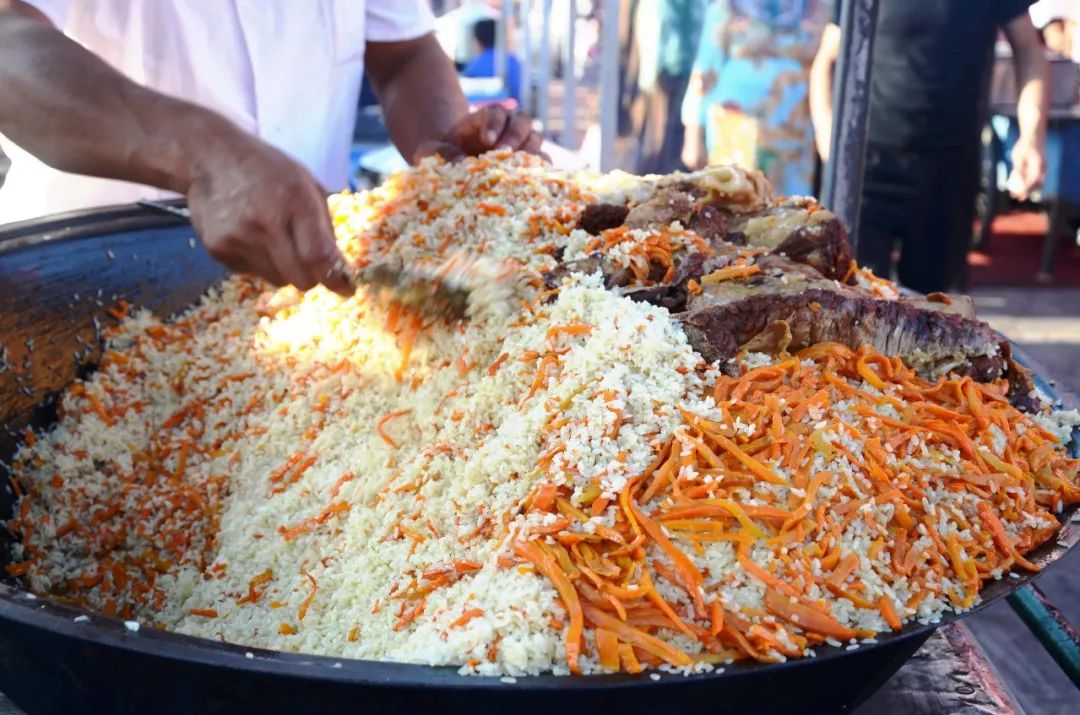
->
[137,199,506,321]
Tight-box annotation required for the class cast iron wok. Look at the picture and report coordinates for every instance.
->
[0,204,1076,715]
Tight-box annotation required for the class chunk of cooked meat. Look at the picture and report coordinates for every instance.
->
[740,320,793,354]
[660,165,774,213]
[543,253,634,289]
[624,190,695,229]
[577,191,849,281]
[611,191,730,245]
[678,255,1009,384]
[578,203,630,236]
[904,292,977,319]
[728,199,852,281]
[1002,344,1040,413]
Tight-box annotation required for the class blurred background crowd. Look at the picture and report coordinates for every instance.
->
[407,0,1080,293]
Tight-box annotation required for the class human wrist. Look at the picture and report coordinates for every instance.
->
[156,102,247,195]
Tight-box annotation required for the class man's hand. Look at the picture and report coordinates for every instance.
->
[0,8,350,295]
[186,129,352,296]
[413,104,543,162]
[1004,14,1048,201]
[366,35,543,165]
[1008,137,1046,200]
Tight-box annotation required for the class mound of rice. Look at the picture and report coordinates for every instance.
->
[5,151,1078,676]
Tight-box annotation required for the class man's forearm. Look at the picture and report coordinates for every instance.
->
[1006,16,1049,147]
[808,61,834,159]
[1014,51,1048,146]
[808,24,841,161]
[366,35,469,163]
[0,10,241,193]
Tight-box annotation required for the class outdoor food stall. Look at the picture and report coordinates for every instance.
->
[0,3,1078,715]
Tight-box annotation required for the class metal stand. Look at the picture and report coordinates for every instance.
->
[820,0,880,250]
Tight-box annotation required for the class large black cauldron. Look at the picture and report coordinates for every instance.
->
[0,204,1075,715]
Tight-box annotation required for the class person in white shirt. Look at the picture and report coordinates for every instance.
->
[0,0,542,294]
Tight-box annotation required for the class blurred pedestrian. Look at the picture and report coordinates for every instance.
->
[462,18,523,104]
[633,0,704,174]
[810,0,1048,293]
[681,0,831,196]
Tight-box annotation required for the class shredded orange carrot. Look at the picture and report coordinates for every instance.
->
[279,623,297,635]
[190,608,218,618]
[377,409,412,449]
[487,352,509,376]
[278,501,351,541]
[449,608,486,629]
[298,569,318,621]
[764,588,856,640]
[330,471,356,499]
[5,562,30,577]
[513,539,584,674]
[477,202,507,216]
[87,393,115,427]
[546,322,593,341]
[496,339,1080,673]
[594,628,621,671]
[878,595,902,631]
[532,483,559,512]
[104,299,130,320]
[700,263,761,285]
[584,605,693,667]
[237,569,273,605]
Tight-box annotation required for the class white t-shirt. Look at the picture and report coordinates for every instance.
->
[0,0,434,224]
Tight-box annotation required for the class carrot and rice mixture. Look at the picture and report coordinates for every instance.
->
[5,152,1079,676]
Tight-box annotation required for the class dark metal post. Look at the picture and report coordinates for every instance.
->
[821,0,880,250]
[1007,585,1080,688]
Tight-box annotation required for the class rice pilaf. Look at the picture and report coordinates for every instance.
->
[5,151,1080,677]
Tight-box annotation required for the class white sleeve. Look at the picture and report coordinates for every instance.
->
[365,0,435,42]
[19,0,71,27]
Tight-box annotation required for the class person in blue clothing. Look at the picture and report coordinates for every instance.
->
[462,18,522,105]
[681,0,833,197]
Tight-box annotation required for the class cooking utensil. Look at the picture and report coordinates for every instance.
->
[138,198,477,321]
[0,204,1076,715]
[136,199,191,221]
[350,259,473,322]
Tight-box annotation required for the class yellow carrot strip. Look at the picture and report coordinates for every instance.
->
[856,355,889,392]
[706,499,768,539]
[711,433,789,486]
[627,500,706,617]
[513,539,583,674]
[595,628,621,671]
[763,588,856,640]
[700,264,761,285]
[878,596,902,631]
[583,605,693,667]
